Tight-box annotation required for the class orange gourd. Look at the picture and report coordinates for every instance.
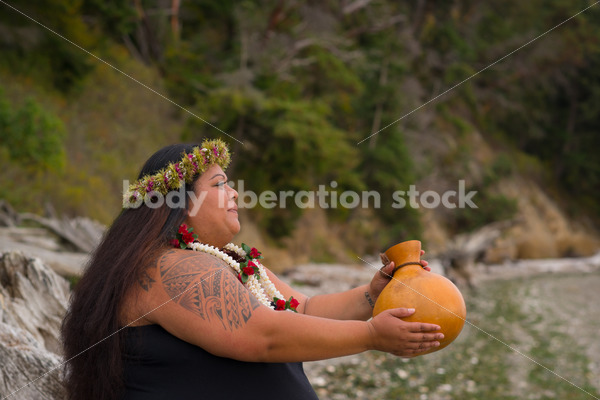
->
[373,240,466,354]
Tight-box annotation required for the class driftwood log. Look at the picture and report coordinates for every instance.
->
[0,251,69,399]
[0,201,105,277]
[437,219,518,288]
[0,200,105,253]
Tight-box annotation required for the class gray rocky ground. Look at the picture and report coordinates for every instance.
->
[1,224,598,400]
[285,255,600,400]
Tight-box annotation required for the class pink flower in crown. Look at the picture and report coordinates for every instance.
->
[145,179,154,193]
[128,191,139,204]
[187,154,198,172]
[175,164,184,180]
[212,147,219,157]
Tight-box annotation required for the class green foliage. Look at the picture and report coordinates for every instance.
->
[0,0,95,92]
[483,153,515,187]
[0,91,66,171]
[363,129,423,245]
[449,190,518,233]
[182,87,362,237]
[468,0,600,219]
[81,0,137,39]
[1,0,599,252]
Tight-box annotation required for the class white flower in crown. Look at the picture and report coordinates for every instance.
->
[123,139,231,208]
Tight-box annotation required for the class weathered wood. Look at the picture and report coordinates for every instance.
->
[0,200,20,227]
[0,201,105,255]
[450,219,517,257]
[0,251,69,399]
[0,227,88,277]
[437,219,518,288]
[0,323,64,400]
[18,213,104,254]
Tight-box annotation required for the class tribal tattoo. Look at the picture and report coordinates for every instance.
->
[156,250,260,331]
[139,271,156,291]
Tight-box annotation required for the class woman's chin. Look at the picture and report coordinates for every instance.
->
[228,221,241,238]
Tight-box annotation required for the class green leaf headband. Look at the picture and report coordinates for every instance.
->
[123,139,231,208]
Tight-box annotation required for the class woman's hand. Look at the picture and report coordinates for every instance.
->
[368,250,430,304]
[367,308,443,357]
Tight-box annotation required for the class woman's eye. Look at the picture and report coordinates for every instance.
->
[215,181,228,187]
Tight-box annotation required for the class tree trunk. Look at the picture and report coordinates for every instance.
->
[369,55,389,149]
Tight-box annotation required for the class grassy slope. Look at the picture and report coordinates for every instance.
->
[0,47,183,224]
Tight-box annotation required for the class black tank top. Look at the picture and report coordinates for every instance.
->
[122,324,319,400]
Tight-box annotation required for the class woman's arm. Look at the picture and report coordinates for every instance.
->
[134,250,443,363]
[264,253,429,321]
[263,267,374,320]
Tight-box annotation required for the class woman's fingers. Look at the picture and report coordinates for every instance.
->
[379,261,394,277]
[386,307,416,318]
[408,321,441,333]
[408,332,445,342]
[369,308,446,357]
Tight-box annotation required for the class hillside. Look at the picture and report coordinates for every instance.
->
[0,0,599,262]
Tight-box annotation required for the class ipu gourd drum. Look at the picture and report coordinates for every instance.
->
[373,240,466,354]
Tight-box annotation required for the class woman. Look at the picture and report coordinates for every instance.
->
[61,139,443,400]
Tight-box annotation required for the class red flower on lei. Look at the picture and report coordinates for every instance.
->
[289,298,300,310]
[238,243,298,312]
[249,247,261,259]
[170,231,299,312]
[171,224,198,249]
[274,296,299,312]
[242,261,256,276]
[238,244,262,284]
[275,299,286,310]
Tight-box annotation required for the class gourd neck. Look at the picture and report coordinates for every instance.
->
[391,261,425,276]
[384,240,423,276]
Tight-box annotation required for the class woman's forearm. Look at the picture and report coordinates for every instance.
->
[247,310,374,362]
[262,267,376,320]
[242,305,442,363]
[303,284,375,321]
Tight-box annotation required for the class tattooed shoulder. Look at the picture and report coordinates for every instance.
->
[138,270,156,291]
[156,250,260,331]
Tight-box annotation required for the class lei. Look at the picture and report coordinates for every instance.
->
[172,224,299,312]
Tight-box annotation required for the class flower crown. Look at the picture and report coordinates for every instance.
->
[123,139,231,208]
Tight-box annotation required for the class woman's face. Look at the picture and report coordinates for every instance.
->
[185,165,239,248]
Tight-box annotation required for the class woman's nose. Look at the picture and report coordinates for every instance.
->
[228,184,238,200]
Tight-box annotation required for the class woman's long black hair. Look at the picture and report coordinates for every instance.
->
[61,143,201,400]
